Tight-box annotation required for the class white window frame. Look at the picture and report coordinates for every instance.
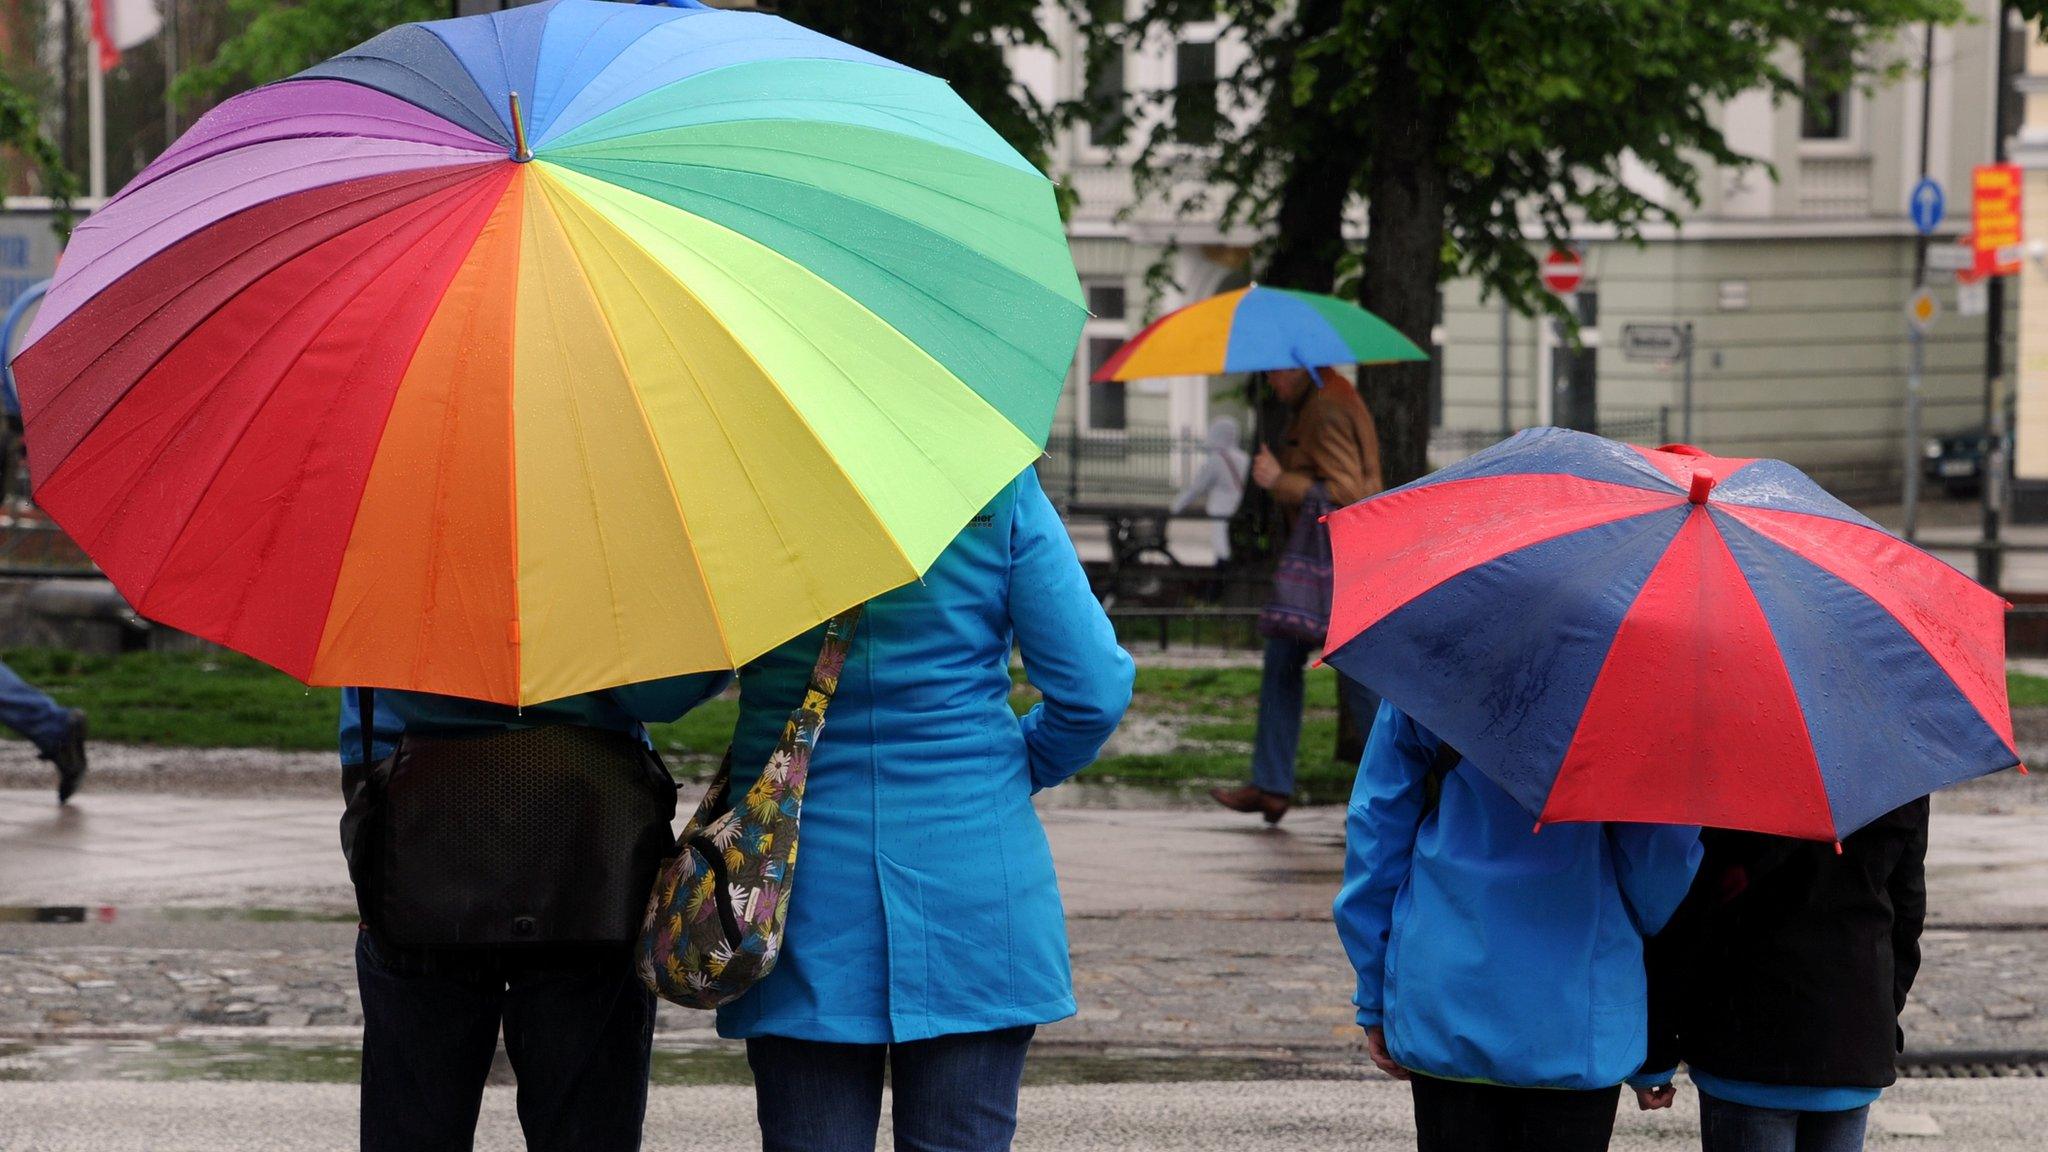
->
[1076,278,1134,436]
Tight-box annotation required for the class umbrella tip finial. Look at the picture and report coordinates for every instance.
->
[1688,470,1717,506]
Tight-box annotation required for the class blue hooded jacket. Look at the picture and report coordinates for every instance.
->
[1335,704,1702,1090]
[715,468,1134,1044]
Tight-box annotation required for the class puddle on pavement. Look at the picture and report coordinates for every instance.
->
[0,1039,1334,1086]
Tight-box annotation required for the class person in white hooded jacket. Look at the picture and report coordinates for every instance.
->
[1170,416,1251,562]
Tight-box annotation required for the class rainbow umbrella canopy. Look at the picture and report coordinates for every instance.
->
[11,0,1084,706]
[1092,285,1425,381]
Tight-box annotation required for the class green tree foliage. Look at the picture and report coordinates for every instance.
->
[0,75,77,240]
[1090,0,1965,485]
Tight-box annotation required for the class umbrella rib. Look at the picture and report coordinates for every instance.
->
[25,166,501,502]
[525,192,684,667]
[125,175,512,604]
[552,87,1030,173]
[318,61,511,147]
[551,139,1069,248]
[535,175,837,648]
[212,215,487,667]
[560,180,1002,519]
[552,157,1081,375]
[534,26,899,147]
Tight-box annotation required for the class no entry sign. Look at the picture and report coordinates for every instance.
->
[1542,248,1585,295]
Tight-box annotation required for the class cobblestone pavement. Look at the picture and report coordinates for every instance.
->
[1,915,2041,1060]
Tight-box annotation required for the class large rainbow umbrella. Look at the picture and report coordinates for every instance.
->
[1092,285,1425,382]
[1323,429,2020,841]
[11,0,1083,706]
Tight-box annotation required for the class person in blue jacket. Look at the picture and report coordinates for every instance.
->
[1335,703,1702,1152]
[720,466,1134,1152]
[339,673,729,1152]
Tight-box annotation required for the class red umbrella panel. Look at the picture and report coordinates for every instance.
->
[1322,429,2019,841]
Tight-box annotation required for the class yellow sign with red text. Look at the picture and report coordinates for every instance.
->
[1973,164,2023,276]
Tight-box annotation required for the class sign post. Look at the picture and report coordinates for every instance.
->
[1904,288,1939,541]
[1621,323,1698,441]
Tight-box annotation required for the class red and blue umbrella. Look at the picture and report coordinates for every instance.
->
[1322,428,2020,841]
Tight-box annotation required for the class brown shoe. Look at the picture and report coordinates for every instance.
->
[1211,784,1290,825]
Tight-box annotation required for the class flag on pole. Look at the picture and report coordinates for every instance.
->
[91,0,162,73]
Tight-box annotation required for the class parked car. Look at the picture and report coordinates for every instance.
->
[1924,431,1995,497]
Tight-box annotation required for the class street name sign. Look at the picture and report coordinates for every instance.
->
[1620,324,1687,362]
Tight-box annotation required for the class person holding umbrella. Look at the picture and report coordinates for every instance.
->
[716,465,1133,1152]
[1322,430,2021,1151]
[1641,797,1930,1152]
[1337,702,1701,1150]
[1091,286,1426,824]
[10,2,1105,1150]
[339,676,729,1152]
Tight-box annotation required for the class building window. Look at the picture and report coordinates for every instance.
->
[1174,40,1219,145]
[1087,339,1129,431]
[1799,40,1852,141]
[1087,50,1127,147]
[1079,280,1130,432]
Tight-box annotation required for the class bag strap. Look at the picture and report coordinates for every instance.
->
[358,686,376,768]
[1420,741,1461,820]
[710,605,863,810]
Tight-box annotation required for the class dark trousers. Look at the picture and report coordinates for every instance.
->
[355,930,655,1152]
[1411,1074,1621,1152]
[1699,1092,1871,1152]
[746,1026,1036,1152]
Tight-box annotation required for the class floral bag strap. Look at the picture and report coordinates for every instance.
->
[637,606,862,1009]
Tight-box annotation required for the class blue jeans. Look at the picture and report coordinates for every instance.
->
[1250,636,1382,796]
[0,659,71,754]
[1700,1093,1870,1152]
[747,1026,1035,1152]
[355,931,655,1152]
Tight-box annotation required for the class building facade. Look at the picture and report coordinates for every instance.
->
[1021,4,2019,502]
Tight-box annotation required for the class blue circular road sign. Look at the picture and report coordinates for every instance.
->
[1911,177,1946,235]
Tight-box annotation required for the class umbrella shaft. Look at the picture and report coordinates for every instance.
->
[509,92,532,163]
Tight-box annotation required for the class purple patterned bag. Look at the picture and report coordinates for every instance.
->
[1256,485,1335,645]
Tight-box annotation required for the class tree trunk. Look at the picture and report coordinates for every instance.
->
[1226,0,1363,580]
[1358,38,1451,492]
[1333,34,1452,764]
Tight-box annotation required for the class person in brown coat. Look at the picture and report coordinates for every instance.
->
[1213,367,1386,823]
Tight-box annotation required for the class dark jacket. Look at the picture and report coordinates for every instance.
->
[1646,797,1930,1087]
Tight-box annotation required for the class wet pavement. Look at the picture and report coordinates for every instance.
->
[2,767,2044,1062]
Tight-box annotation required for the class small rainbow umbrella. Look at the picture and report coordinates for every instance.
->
[1322,429,2021,841]
[11,0,1083,706]
[1091,285,1425,382]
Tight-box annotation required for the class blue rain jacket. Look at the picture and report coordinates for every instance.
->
[338,674,731,765]
[716,468,1134,1044]
[1336,704,1702,1089]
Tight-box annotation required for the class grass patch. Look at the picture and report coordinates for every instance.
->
[0,648,337,750]
[0,647,1366,798]
[2009,671,2048,709]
